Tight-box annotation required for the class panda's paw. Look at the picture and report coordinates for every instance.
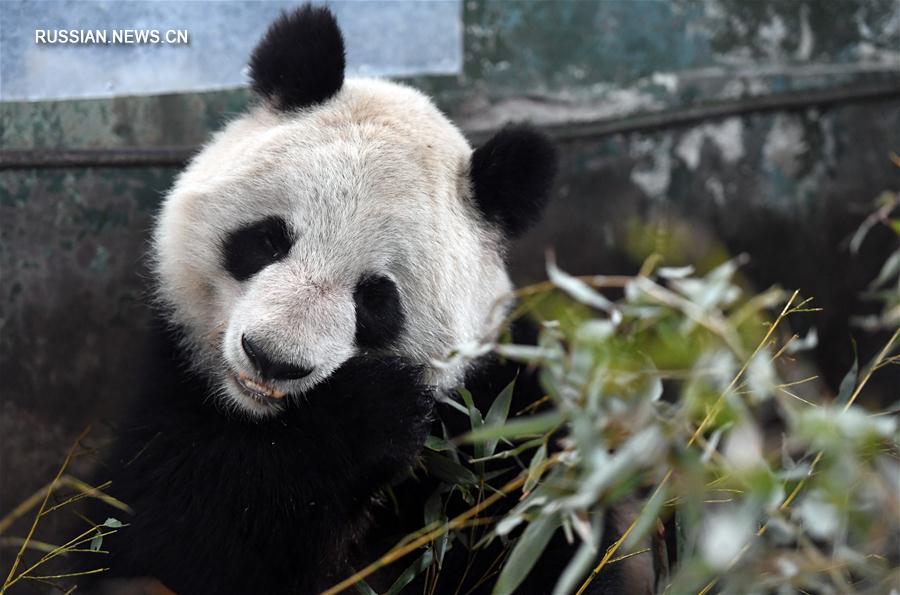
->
[315,356,435,474]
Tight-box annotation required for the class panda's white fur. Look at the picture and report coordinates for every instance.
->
[91,8,596,594]
[154,78,512,417]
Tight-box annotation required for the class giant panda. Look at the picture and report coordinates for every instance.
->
[90,6,653,594]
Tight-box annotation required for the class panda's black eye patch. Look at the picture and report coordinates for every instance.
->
[222,216,293,281]
[354,275,404,350]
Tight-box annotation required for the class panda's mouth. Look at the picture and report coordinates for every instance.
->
[231,372,287,404]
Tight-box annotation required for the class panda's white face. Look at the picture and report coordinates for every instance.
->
[154,79,513,417]
[152,7,556,418]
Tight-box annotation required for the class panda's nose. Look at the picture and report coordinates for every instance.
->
[241,335,313,381]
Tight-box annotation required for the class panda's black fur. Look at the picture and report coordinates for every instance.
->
[470,125,559,239]
[353,275,406,350]
[85,5,638,594]
[248,5,346,111]
[92,322,624,595]
[222,215,294,282]
[93,323,433,594]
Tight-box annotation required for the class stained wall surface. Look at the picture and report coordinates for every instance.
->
[1,0,898,568]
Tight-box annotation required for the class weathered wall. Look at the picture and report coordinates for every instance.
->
[1,0,898,576]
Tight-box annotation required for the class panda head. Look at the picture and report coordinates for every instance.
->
[153,5,557,418]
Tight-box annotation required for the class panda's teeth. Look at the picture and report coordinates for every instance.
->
[235,372,287,400]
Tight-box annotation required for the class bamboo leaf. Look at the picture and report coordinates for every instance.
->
[492,513,561,595]
[461,412,564,444]
[484,378,516,458]
[836,349,859,406]
[384,549,434,595]
[524,443,548,495]
[622,485,669,551]
[547,257,613,312]
[869,250,900,290]
[458,387,485,459]
[552,516,603,595]
[425,435,454,452]
[423,450,478,485]
[89,529,103,552]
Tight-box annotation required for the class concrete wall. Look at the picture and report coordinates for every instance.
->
[1,0,898,573]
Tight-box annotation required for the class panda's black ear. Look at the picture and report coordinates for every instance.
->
[470,124,558,239]
[249,4,346,111]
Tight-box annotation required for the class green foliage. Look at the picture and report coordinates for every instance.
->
[355,252,898,594]
[6,192,898,595]
[850,189,900,332]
